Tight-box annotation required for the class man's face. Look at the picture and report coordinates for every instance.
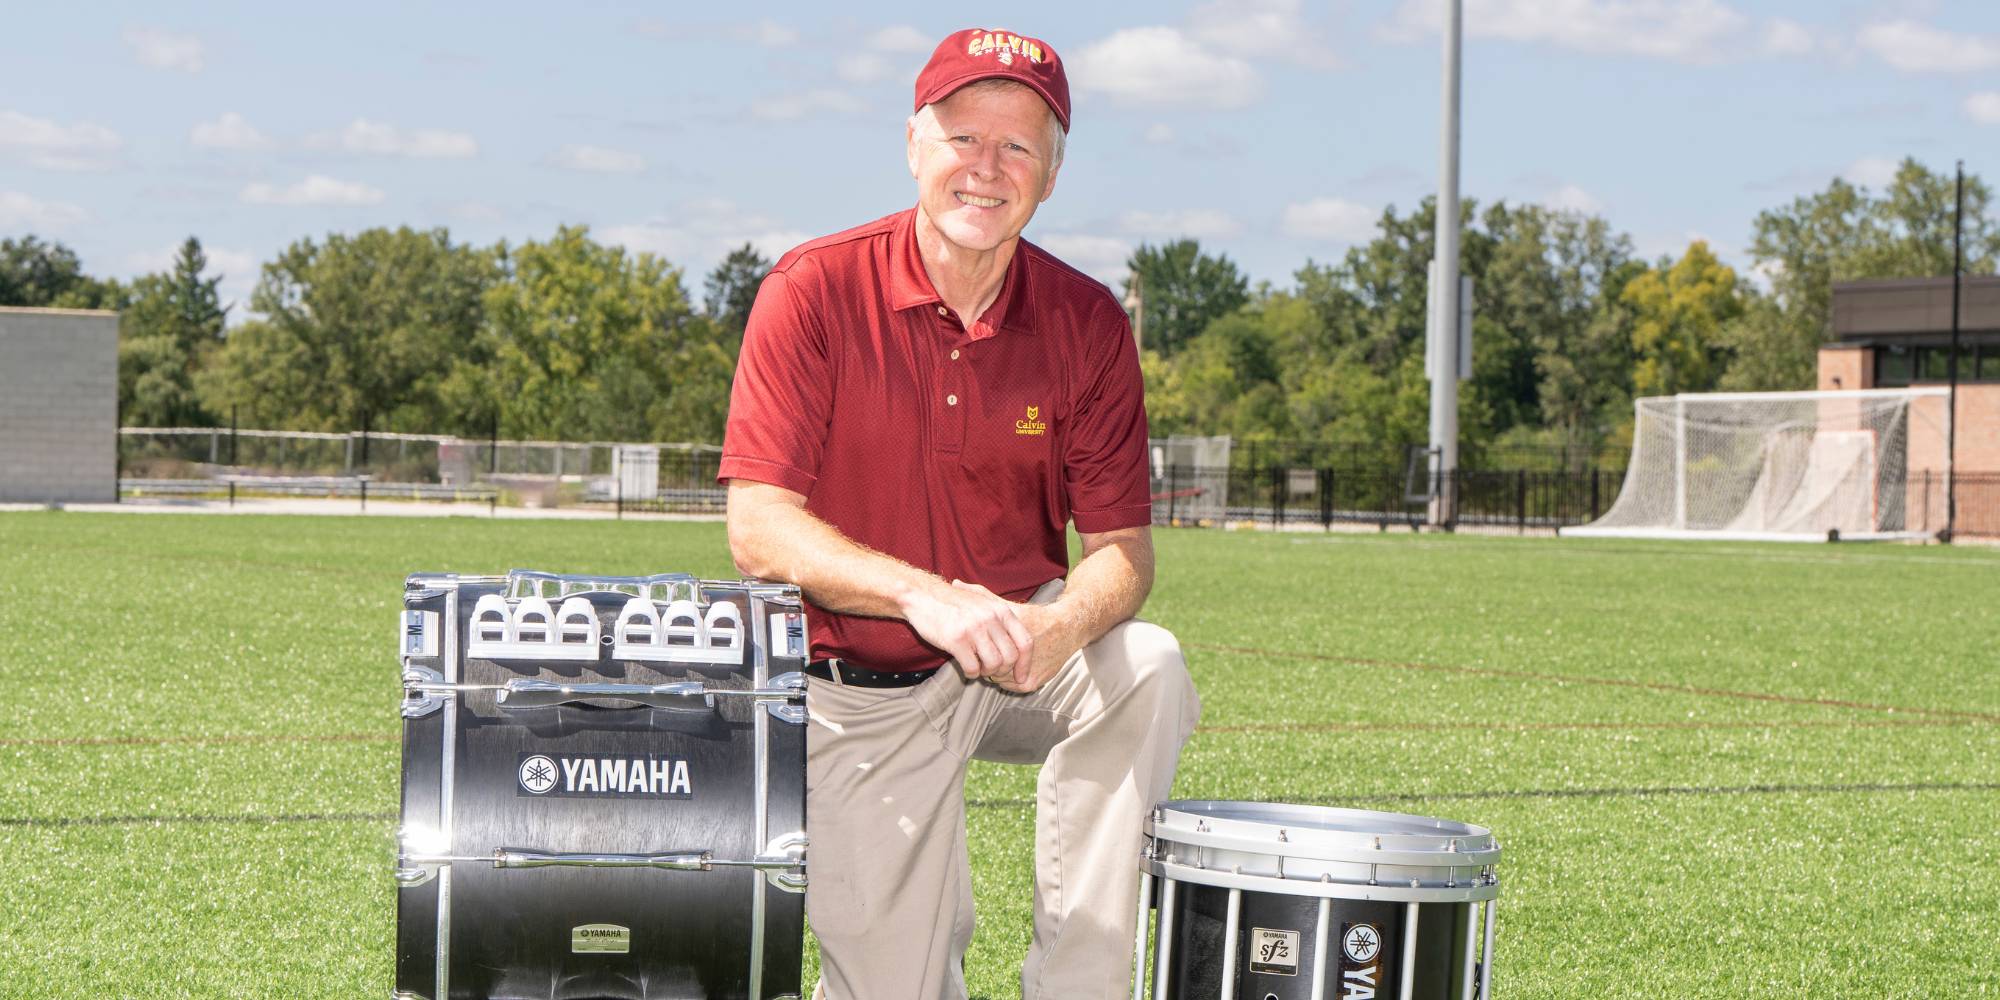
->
[907,82,1062,254]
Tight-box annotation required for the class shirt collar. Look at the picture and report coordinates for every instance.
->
[887,207,1035,340]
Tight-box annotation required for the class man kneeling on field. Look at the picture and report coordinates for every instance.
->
[718,26,1202,1000]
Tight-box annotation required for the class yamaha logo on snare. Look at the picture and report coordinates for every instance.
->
[516,752,694,798]
[1338,921,1385,997]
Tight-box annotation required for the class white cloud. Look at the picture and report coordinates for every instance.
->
[1857,20,2000,73]
[240,175,385,206]
[1143,123,1176,145]
[1188,0,1340,69]
[1070,27,1264,110]
[1762,18,1814,57]
[633,17,800,47]
[441,200,504,224]
[1544,184,1603,214]
[1119,209,1244,240]
[552,144,644,173]
[1032,233,1133,287]
[1282,197,1379,243]
[123,26,204,73]
[308,119,477,158]
[744,18,800,46]
[0,190,87,230]
[837,53,896,84]
[750,90,867,121]
[870,25,934,53]
[190,112,270,151]
[1968,91,2000,125]
[1841,156,1900,189]
[1385,0,1749,64]
[0,110,122,170]
[602,198,810,269]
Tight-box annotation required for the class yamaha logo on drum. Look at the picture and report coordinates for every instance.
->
[516,752,694,798]
[1338,921,1385,997]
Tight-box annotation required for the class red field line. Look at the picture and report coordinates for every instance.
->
[0,732,394,749]
[1199,717,1986,735]
[1186,642,2000,724]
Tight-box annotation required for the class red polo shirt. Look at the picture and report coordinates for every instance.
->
[719,208,1152,673]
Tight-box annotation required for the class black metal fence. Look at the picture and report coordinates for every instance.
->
[1153,465,2000,538]
[1151,465,1625,532]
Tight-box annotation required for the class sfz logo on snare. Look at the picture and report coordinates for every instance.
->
[1249,927,1299,976]
[1338,921,1386,998]
[517,753,694,798]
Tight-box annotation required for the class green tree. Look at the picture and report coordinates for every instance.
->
[201,227,499,432]
[0,235,123,308]
[1124,239,1248,356]
[119,237,229,427]
[1726,159,1999,390]
[478,225,704,442]
[703,243,771,339]
[1623,241,1742,398]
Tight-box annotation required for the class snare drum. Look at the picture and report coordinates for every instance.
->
[1134,801,1500,1000]
[394,571,810,1000]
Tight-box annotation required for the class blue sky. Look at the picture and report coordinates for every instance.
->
[3,1,1996,316]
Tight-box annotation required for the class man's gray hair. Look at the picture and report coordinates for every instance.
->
[909,78,1066,170]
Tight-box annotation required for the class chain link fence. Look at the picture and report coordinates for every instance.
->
[119,427,723,512]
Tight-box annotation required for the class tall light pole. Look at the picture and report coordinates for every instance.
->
[1427,0,1464,528]
[1946,160,1964,543]
[1123,272,1145,352]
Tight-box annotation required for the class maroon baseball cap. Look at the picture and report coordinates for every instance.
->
[913,28,1070,133]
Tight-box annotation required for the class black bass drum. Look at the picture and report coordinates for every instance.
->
[394,571,809,1000]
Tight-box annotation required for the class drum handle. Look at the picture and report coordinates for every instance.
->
[402,832,809,889]
[401,849,806,876]
[401,672,806,712]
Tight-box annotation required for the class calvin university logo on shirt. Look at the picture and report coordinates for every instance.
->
[1015,405,1047,436]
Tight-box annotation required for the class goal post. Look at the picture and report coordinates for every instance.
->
[1565,388,1952,542]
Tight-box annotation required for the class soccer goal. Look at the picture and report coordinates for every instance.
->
[1564,388,1952,542]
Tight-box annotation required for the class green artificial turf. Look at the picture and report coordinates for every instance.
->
[1,511,1995,998]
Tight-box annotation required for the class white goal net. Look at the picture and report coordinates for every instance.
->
[1566,389,1952,542]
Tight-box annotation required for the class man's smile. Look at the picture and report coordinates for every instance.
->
[955,192,1006,208]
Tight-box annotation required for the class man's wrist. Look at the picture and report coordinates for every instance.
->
[890,571,945,621]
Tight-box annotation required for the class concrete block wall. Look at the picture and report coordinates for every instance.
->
[0,307,119,503]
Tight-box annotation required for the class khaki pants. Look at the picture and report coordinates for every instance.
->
[806,580,1201,1000]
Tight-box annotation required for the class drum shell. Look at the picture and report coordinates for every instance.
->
[1138,801,1498,1000]
[1156,880,1476,1000]
[396,577,806,1000]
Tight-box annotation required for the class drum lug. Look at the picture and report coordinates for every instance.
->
[394,866,437,888]
[401,666,446,719]
[760,671,808,724]
[758,831,810,892]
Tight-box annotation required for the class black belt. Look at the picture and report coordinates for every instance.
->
[806,658,940,688]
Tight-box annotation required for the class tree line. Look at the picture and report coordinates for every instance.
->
[2,156,1991,466]
[1,228,769,444]
[1130,157,1994,468]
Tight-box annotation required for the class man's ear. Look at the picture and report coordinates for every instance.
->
[906,119,922,179]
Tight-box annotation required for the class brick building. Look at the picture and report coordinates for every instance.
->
[0,306,120,504]
[1817,275,2000,535]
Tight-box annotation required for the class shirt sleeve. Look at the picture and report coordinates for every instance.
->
[1063,303,1154,533]
[718,269,832,496]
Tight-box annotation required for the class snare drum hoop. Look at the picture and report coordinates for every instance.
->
[1147,800,1501,869]
[1141,855,1499,903]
